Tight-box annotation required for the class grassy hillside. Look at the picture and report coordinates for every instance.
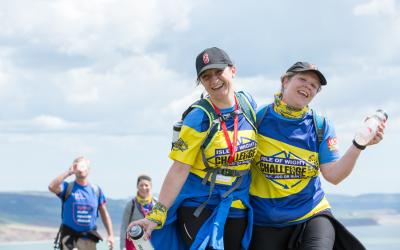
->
[1,191,399,231]
[0,191,127,231]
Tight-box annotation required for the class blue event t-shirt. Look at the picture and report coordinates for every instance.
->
[250,104,340,227]
[170,91,258,217]
[58,181,106,232]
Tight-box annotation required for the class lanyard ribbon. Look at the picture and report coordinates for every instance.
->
[211,96,239,164]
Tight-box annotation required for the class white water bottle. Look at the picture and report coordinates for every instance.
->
[127,225,154,250]
[354,109,388,146]
[171,121,183,147]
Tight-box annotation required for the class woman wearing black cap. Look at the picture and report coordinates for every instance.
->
[249,62,386,250]
[128,47,258,250]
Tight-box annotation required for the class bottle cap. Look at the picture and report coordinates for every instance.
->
[173,121,183,132]
[128,225,144,240]
[376,109,388,121]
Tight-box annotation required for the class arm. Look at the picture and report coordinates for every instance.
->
[48,165,75,195]
[157,160,191,208]
[119,201,132,250]
[320,122,385,185]
[99,204,114,250]
[127,160,191,239]
[320,145,361,185]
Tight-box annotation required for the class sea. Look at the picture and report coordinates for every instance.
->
[0,224,399,250]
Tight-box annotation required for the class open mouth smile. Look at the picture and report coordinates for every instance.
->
[298,89,309,98]
[212,82,224,90]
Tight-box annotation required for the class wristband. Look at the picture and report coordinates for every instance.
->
[352,139,366,150]
[145,202,168,229]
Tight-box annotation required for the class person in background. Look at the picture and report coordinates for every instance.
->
[249,62,386,250]
[128,47,258,250]
[49,156,114,250]
[120,175,156,250]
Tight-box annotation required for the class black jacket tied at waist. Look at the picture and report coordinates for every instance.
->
[60,224,103,250]
[288,210,366,250]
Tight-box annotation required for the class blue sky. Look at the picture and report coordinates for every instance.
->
[0,0,399,198]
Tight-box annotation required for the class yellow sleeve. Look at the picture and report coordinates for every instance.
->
[169,125,207,166]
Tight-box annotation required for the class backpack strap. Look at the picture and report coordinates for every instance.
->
[256,105,269,129]
[192,167,250,217]
[91,184,100,200]
[236,91,257,131]
[89,184,101,217]
[56,181,75,248]
[128,198,136,223]
[60,181,75,220]
[63,181,75,202]
[53,224,63,249]
[191,98,220,149]
[311,109,325,145]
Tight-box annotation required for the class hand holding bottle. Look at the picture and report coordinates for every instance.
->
[127,223,154,250]
[353,109,387,149]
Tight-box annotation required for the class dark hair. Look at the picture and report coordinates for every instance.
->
[137,174,152,186]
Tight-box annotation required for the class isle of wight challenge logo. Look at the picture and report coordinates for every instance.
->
[209,137,257,167]
[172,138,188,151]
[256,151,319,189]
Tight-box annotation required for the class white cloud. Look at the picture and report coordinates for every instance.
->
[58,68,100,104]
[353,0,397,16]
[55,52,191,120]
[32,115,78,130]
[60,54,178,101]
[0,0,194,56]
[236,75,277,106]
[0,48,15,93]
[0,116,98,134]
[2,134,34,143]
[1,0,400,196]
[162,86,204,117]
[0,68,9,91]
[352,1,400,61]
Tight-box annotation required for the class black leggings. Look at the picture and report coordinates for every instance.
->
[250,216,335,250]
[177,206,247,250]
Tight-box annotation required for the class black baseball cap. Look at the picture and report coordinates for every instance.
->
[286,62,327,85]
[196,47,233,78]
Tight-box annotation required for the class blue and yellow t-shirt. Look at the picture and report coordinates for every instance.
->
[250,104,340,227]
[169,92,257,215]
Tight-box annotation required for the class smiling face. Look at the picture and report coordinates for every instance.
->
[137,179,152,199]
[281,71,321,109]
[199,66,236,107]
